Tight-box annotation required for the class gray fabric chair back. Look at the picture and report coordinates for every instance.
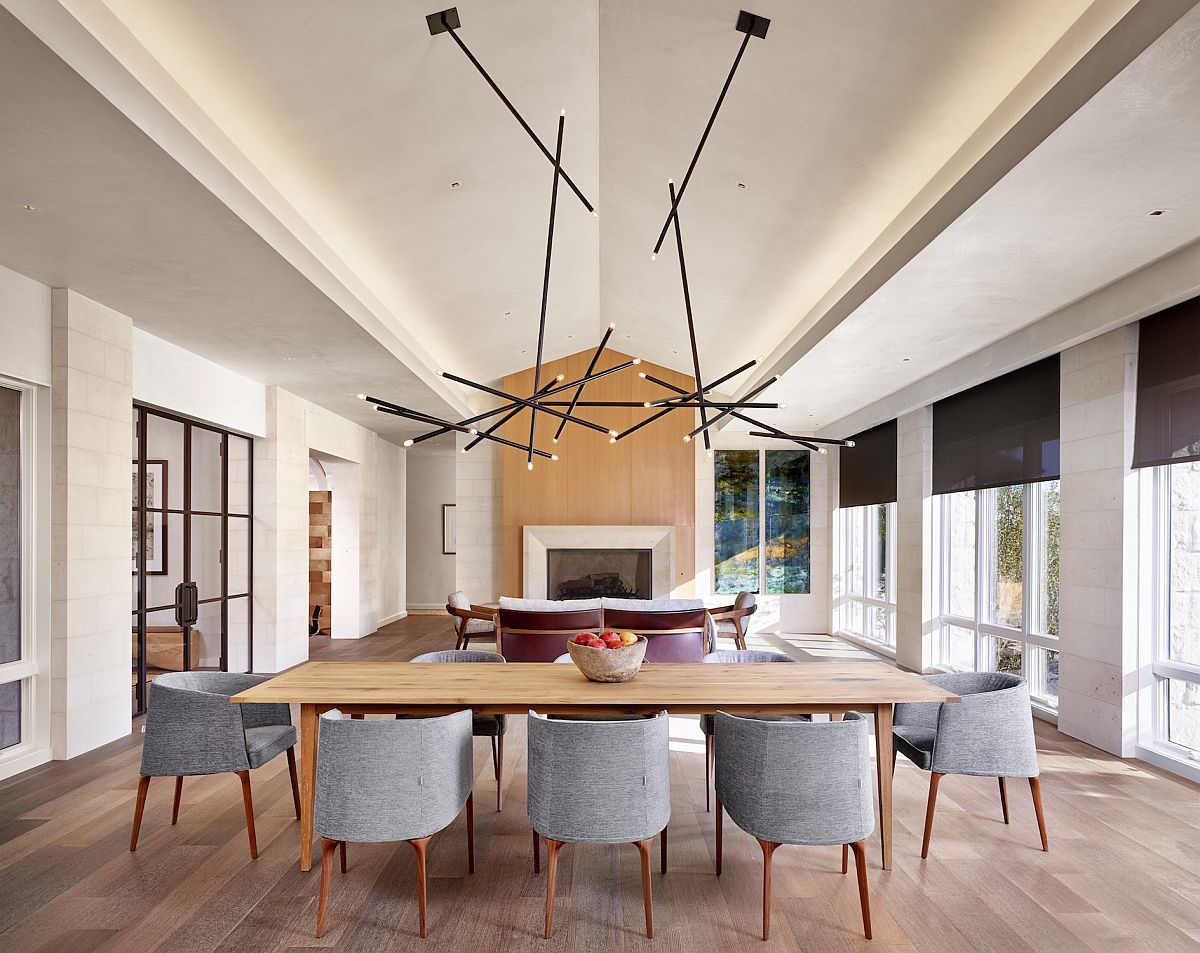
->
[895,672,1039,777]
[412,650,505,664]
[527,711,670,844]
[734,592,757,610]
[140,672,290,777]
[315,710,473,843]
[703,649,794,665]
[447,590,470,610]
[714,711,874,847]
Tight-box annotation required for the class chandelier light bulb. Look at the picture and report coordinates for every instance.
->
[527,461,534,470]
[609,436,617,444]
[818,447,828,454]
[593,209,599,218]
[608,430,618,438]
[632,358,642,365]
[557,373,565,381]
[650,252,657,261]
[552,436,558,443]
[608,322,616,330]
[403,439,414,447]
[643,401,652,408]
[468,428,478,435]
[356,393,367,401]
[846,440,856,447]
[683,435,692,443]
[638,372,647,379]
[551,454,559,461]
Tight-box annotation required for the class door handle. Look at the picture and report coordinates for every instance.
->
[175,582,199,628]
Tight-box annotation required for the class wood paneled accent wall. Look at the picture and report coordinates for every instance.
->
[308,491,332,634]
[499,350,696,597]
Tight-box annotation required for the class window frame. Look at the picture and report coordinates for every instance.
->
[0,376,41,770]
[1139,464,1200,774]
[934,481,1060,711]
[837,501,897,650]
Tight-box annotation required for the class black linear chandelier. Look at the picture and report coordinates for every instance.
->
[359,7,853,463]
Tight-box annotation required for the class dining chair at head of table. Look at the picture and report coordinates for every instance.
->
[527,710,671,939]
[496,605,603,662]
[714,710,875,941]
[412,650,508,812]
[709,592,758,650]
[892,671,1047,858]
[313,709,474,939]
[446,591,496,650]
[699,649,807,812]
[131,671,301,859]
[600,606,712,662]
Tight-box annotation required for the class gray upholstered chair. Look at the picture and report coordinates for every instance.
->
[527,711,671,939]
[714,711,875,941]
[412,650,508,812]
[699,650,805,812]
[446,591,495,650]
[892,671,1046,858]
[130,672,299,858]
[710,592,758,649]
[313,709,474,939]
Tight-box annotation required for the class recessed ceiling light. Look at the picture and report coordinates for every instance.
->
[736,182,747,190]
[18,204,38,212]
[672,348,679,354]
[503,311,511,316]
[902,357,910,362]
[1147,208,1167,216]
[519,348,527,354]
[282,356,295,362]
[566,334,573,339]
[624,334,632,340]
[449,180,462,190]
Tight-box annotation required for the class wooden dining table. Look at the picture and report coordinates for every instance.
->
[231,660,958,872]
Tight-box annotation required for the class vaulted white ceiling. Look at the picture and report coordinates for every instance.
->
[0,0,1197,440]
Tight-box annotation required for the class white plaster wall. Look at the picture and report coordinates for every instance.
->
[455,435,501,603]
[0,264,52,386]
[49,289,132,758]
[1057,326,1139,756]
[406,448,456,610]
[132,328,266,436]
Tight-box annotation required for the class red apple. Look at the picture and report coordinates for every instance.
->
[586,638,606,649]
[606,640,624,650]
[572,633,592,645]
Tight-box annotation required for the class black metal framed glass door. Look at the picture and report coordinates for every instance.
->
[132,405,254,716]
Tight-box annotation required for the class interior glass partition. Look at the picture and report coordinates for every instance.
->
[131,405,253,716]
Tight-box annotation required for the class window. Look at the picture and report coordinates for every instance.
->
[1145,462,1200,763]
[0,384,26,755]
[935,480,1060,708]
[714,449,810,595]
[837,502,896,647]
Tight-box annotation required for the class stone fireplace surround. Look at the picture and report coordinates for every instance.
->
[523,526,675,599]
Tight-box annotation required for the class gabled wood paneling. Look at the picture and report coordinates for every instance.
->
[499,350,695,597]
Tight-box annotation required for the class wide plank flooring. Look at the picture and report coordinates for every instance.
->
[1,615,1198,953]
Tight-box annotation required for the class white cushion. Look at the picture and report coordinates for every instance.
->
[499,597,601,612]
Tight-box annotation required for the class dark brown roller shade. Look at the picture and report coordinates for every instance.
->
[933,356,1060,495]
[1133,295,1200,469]
[839,420,897,507]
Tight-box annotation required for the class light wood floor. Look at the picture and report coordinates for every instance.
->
[2,616,1199,953]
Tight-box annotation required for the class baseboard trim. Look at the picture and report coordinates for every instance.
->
[407,605,447,615]
[377,610,409,627]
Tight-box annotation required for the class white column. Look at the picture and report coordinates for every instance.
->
[1057,326,1138,756]
[50,289,132,758]
[895,407,935,672]
[252,387,309,671]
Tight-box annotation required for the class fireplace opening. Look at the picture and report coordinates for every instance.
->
[547,548,652,601]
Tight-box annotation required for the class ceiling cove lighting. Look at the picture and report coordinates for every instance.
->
[364,8,852,463]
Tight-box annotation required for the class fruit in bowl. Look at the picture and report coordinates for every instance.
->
[566,631,648,682]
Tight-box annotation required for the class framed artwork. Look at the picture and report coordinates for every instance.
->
[132,459,168,575]
[442,503,456,555]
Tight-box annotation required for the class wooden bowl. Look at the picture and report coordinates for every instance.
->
[565,636,647,683]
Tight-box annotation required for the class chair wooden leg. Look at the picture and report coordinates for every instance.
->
[171,776,183,825]
[734,620,747,651]
[287,747,302,820]
[130,775,151,852]
[841,843,848,874]
[921,772,942,860]
[891,745,898,779]
[715,797,723,876]
[705,733,713,813]
[496,735,504,812]
[532,828,540,873]
[998,777,1010,824]
[1029,776,1049,851]
[660,826,667,875]
[409,836,431,938]
[315,838,337,938]
[339,840,347,873]
[851,839,873,939]
[237,770,258,860]
[635,838,655,939]
[543,838,563,938]
[466,792,475,874]
[758,838,779,941]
